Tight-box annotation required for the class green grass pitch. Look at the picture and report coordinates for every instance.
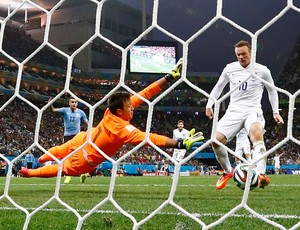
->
[0,174,299,229]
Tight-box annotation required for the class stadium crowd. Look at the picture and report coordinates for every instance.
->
[2,26,66,68]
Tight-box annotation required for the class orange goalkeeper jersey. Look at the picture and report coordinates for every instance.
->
[77,81,168,165]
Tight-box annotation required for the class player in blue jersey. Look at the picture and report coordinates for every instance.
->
[49,97,88,183]
[50,97,88,142]
[25,151,35,169]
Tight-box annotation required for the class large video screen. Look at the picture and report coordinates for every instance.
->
[129,40,178,74]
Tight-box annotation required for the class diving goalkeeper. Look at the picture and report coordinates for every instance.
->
[20,58,204,178]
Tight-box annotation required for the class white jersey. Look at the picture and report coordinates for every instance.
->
[235,128,251,155]
[236,128,250,148]
[274,156,281,168]
[206,61,279,114]
[173,128,189,143]
[172,128,189,161]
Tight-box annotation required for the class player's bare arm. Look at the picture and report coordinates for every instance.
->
[273,113,284,125]
[206,108,214,120]
[48,97,58,112]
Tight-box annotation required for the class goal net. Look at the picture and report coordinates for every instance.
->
[0,0,299,229]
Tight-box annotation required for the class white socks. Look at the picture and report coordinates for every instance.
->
[252,141,267,175]
[213,145,232,174]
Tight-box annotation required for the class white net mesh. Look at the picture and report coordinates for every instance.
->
[0,0,300,229]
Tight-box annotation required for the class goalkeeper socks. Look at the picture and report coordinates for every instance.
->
[253,141,267,174]
[28,165,59,178]
[213,145,232,174]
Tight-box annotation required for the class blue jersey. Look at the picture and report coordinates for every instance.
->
[25,153,34,163]
[58,107,88,136]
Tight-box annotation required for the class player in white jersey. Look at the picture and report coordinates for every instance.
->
[273,152,284,174]
[235,128,252,164]
[206,40,284,190]
[172,120,190,161]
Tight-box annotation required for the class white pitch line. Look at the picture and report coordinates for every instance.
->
[2,183,300,187]
[0,206,299,220]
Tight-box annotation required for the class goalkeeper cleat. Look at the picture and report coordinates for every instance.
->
[216,168,234,190]
[20,167,29,177]
[80,174,87,183]
[258,174,271,189]
[64,176,71,184]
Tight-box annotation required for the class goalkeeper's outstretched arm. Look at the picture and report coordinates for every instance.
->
[164,128,205,151]
[153,57,183,88]
[131,58,183,108]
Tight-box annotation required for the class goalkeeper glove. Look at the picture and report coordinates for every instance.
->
[176,128,205,151]
[164,58,183,82]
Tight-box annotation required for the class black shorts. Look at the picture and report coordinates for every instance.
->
[64,135,76,143]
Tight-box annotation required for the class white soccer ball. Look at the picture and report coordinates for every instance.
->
[233,163,259,190]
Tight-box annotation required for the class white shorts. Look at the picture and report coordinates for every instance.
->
[217,108,265,141]
[235,145,251,157]
[172,149,187,161]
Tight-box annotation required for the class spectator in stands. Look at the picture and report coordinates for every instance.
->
[13,159,23,177]
[0,161,6,176]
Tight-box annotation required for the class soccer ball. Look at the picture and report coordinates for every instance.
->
[233,163,259,190]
